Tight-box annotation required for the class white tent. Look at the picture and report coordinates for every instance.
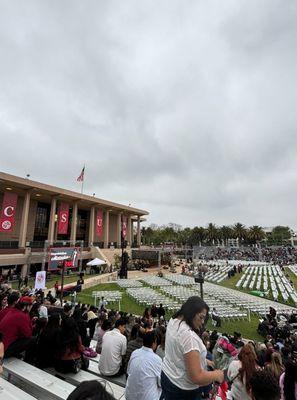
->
[86,258,106,266]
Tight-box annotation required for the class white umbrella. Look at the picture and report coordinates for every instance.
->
[86,258,106,266]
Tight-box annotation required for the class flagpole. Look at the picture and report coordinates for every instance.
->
[81,164,85,194]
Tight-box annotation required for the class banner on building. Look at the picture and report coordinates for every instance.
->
[34,271,46,290]
[122,216,127,239]
[96,210,103,237]
[0,192,18,232]
[57,203,69,234]
[48,247,80,270]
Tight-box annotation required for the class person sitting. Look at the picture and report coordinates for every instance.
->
[125,331,162,400]
[96,319,112,354]
[66,380,116,400]
[249,369,280,400]
[55,317,85,373]
[279,355,297,400]
[123,325,143,373]
[227,344,259,400]
[0,296,35,361]
[99,318,127,377]
[35,313,61,369]
[0,292,19,323]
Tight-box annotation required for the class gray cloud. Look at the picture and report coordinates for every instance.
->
[1,0,297,228]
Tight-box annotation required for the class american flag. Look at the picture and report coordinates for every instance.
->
[77,166,85,182]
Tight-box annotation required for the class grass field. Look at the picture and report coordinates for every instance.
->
[75,282,263,341]
[10,273,80,290]
[219,270,297,307]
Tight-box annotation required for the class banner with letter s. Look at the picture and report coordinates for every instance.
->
[96,210,103,237]
[58,203,69,234]
[0,192,18,232]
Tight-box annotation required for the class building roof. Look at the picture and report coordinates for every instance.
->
[0,171,148,216]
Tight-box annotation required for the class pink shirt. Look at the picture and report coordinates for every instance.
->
[279,372,297,400]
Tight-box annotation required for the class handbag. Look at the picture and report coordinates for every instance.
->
[72,357,82,373]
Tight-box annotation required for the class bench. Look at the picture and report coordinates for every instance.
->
[46,367,125,399]
[3,358,75,400]
[0,377,36,400]
[88,359,127,388]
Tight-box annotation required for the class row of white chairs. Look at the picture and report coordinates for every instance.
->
[116,279,143,288]
[235,265,297,304]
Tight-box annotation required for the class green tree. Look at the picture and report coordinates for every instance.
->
[270,226,291,245]
[206,223,218,244]
[232,222,247,243]
[189,226,205,246]
[248,226,266,244]
[219,225,233,245]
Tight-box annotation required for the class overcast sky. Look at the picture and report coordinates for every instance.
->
[0,0,297,229]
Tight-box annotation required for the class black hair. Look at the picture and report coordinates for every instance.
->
[101,319,112,332]
[66,380,115,400]
[7,292,20,306]
[143,331,157,348]
[284,358,297,400]
[115,318,126,329]
[250,369,280,400]
[172,296,209,332]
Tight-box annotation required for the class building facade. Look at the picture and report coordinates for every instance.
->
[0,171,148,274]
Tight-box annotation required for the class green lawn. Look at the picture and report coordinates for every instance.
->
[76,282,263,341]
[11,273,80,290]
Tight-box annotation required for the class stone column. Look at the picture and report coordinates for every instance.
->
[137,216,141,247]
[117,213,122,248]
[47,197,57,245]
[103,210,109,248]
[88,206,95,246]
[19,190,31,248]
[127,215,132,247]
[70,202,78,243]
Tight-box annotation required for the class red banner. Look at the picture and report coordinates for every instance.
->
[96,210,103,237]
[0,192,18,232]
[122,215,127,239]
[57,203,69,234]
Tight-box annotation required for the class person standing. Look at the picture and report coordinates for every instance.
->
[161,296,224,400]
[125,331,162,400]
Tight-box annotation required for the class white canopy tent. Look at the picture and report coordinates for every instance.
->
[86,258,106,266]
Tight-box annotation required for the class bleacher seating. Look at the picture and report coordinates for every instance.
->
[3,358,75,400]
[0,376,36,400]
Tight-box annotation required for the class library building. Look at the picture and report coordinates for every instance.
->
[0,171,148,278]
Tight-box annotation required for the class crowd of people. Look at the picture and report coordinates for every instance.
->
[198,246,297,265]
[0,279,296,399]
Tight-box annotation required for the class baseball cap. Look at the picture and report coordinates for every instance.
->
[19,296,34,305]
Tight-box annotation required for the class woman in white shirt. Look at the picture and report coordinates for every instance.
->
[161,296,224,400]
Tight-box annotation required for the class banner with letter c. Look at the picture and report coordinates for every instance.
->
[96,210,103,237]
[0,192,18,232]
[57,203,69,234]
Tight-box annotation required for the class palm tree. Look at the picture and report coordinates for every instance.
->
[248,226,266,244]
[219,225,233,246]
[189,226,206,246]
[232,222,247,243]
[206,223,218,245]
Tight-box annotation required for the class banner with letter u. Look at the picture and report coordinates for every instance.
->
[57,202,69,234]
[0,192,18,232]
[96,210,103,237]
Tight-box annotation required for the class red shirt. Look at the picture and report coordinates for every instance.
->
[0,306,13,323]
[0,308,32,350]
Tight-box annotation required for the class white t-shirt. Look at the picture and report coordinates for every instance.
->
[125,346,162,400]
[162,318,207,390]
[39,305,48,319]
[99,328,127,376]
